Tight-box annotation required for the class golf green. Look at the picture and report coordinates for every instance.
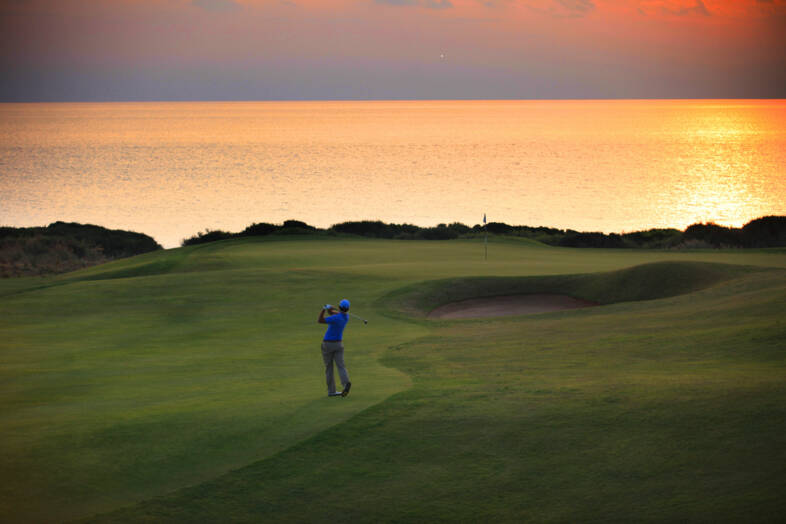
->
[1,237,784,522]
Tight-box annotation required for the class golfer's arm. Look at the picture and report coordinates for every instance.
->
[318,308,337,323]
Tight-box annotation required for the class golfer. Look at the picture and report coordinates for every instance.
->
[318,299,352,397]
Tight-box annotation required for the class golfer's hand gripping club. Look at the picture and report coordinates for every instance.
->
[322,303,368,324]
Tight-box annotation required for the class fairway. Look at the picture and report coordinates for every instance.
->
[1,237,785,522]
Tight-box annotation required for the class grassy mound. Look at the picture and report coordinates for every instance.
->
[382,261,754,318]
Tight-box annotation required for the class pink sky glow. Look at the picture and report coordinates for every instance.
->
[1,0,784,100]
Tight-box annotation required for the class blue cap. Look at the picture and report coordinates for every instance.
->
[339,299,350,311]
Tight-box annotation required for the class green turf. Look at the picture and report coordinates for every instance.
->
[1,237,785,522]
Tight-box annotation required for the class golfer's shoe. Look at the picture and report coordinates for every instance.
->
[341,382,352,397]
[328,392,343,397]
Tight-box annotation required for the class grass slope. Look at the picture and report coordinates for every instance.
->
[382,261,757,318]
[1,237,785,522]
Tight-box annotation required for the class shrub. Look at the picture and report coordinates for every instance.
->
[420,225,459,240]
[447,222,471,235]
[45,222,161,258]
[330,221,425,239]
[558,232,627,248]
[683,222,743,248]
[742,216,786,247]
[622,229,683,249]
[1,223,160,277]
[331,221,395,238]
[282,220,316,231]
[240,222,280,237]
[485,222,515,235]
[182,229,233,246]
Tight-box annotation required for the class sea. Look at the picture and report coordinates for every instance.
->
[1,99,785,248]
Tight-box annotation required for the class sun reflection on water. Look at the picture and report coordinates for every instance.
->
[1,100,784,247]
[664,100,783,229]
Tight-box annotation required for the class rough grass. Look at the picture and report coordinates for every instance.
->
[1,237,785,522]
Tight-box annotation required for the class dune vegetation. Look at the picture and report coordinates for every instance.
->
[1,236,784,522]
[182,216,786,249]
[0,222,161,278]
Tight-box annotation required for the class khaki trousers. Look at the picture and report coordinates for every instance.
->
[321,341,350,394]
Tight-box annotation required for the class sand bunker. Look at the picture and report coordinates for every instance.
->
[428,294,598,319]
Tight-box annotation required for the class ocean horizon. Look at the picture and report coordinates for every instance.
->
[2,99,785,248]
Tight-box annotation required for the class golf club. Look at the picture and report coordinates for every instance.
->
[324,304,369,324]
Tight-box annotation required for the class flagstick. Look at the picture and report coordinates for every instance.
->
[484,213,487,261]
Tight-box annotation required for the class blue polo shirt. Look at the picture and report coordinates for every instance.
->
[323,312,349,341]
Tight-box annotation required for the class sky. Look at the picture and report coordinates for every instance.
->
[1,0,785,101]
